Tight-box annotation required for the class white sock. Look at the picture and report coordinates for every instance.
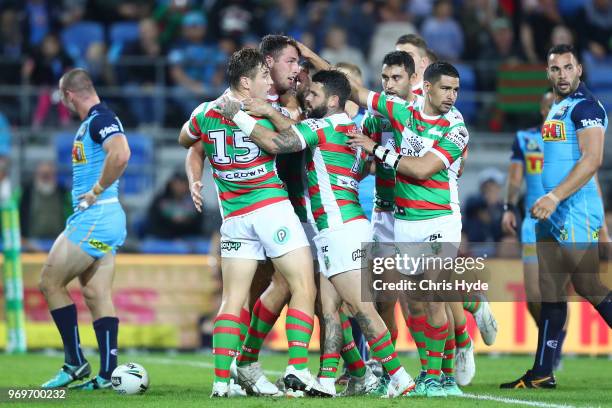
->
[390,366,408,382]
[318,376,336,389]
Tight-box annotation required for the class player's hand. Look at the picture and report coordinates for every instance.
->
[347,132,376,154]
[242,98,273,117]
[190,180,203,213]
[295,40,316,60]
[530,193,559,220]
[501,210,517,236]
[77,190,98,211]
[213,95,242,120]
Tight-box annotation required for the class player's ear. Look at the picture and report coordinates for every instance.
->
[576,63,583,78]
[329,94,339,110]
[240,75,250,91]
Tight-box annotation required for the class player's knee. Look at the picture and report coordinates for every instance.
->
[39,272,63,297]
[81,285,110,306]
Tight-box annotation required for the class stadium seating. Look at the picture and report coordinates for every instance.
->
[108,22,140,63]
[585,60,612,113]
[454,63,477,123]
[53,132,75,189]
[60,21,105,65]
[121,132,154,196]
[139,238,191,254]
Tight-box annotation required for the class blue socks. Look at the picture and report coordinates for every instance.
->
[50,304,86,366]
[93,317,119,380]
[532,302,567,376]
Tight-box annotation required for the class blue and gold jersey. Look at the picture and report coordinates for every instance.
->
[541,83,607,194]
[511,127,545,213]
[71,103,125,207]
[537,83,607,243]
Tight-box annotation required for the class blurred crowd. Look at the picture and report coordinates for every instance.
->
[0,0,610,128]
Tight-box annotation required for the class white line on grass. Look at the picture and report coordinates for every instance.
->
[462,393,578,408]
[143,357,586,408]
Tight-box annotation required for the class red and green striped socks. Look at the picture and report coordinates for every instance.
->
[339,312,366,377]
[463,296,481,314]
[239,307,250,345]
[318,353,340,379]
[286,308,314,369]
[236,299,279,367]
[368,330,402,376]
[407,315,428,371]
[212,314,242,383]
[441,331,456,377]
[425,320,449,380]
[455,316,472,350]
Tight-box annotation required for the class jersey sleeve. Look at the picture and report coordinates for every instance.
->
[431,124,469,168]
[89,114,124,145]
[186,103,208,140]
[291,118,329,148]
[510,134,524,163]
[366,91,411,130]
[571,99,607,132]
[361,112,381,142]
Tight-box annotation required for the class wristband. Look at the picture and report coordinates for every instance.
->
[232,110,257,136]
[547,192,560,205]
[92,181,104,196]
[374,144,388,161]
[392,154,403,170]
[503,203,516,212]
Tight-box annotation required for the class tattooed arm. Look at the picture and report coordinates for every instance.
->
[214,95,306,154]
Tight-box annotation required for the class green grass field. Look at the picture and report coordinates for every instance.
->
[0,352,610,407]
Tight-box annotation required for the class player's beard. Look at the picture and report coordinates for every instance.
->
[555,76,579,97]
[308,104,328,119]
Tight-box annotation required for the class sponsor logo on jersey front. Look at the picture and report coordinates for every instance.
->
[337,175,359,190]
[525,153,543,174]
[72,142,87,164]
[215,164,268,181]
[303,118,327,132]
[542,120,566,141]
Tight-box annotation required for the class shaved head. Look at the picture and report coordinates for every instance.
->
[60,68,94,94]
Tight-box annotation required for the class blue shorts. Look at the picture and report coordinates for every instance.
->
[521,216,538,264]
[64,200,126,259]
[536,189,603,245]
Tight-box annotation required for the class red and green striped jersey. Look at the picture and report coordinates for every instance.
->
[291,113,368,231]
[367,91,469,221]
[361,94,424,211]
[187,101,288,220]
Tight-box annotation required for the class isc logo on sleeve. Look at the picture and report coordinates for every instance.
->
[541,120,566,141]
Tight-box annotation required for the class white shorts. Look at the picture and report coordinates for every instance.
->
[371,210,394,243]
[302,221,318,259]
[220,200,309,260]
[314,219,371,279]
[394,214,462,275]
[371,210,396,258]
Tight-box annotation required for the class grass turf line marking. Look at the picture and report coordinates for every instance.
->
[462,393,578,408]
[144,356,586,408]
